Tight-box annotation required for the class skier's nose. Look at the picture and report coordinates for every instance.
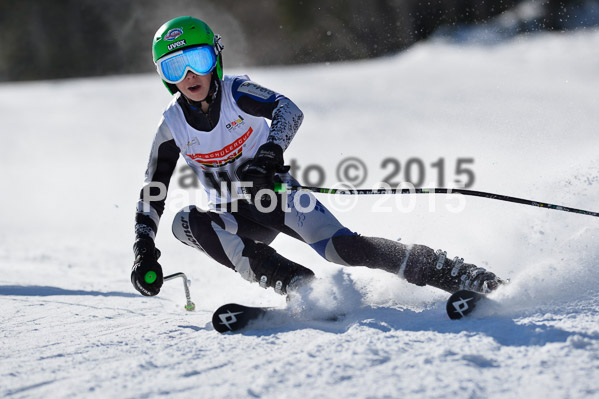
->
[185,71,198,80]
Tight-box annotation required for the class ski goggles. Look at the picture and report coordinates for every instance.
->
[155,45,217,84]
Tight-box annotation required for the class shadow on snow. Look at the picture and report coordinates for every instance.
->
[0,285,139,298]
[226,304,599,348]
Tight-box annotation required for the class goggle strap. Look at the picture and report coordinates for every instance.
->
[214,34,224,54]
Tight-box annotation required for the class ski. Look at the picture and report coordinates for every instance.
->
[212,303,273,333]
[446,289,487,319]
[212,302,344,333]
[213,290,487,332]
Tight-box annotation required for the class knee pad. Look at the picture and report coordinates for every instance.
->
[172,206,211,252]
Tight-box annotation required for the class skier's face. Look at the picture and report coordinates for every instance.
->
[176,71,212,102]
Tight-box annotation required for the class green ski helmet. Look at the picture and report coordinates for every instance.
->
[152,16,224,94]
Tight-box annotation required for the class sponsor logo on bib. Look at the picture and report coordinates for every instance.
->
[186,127,254,169]
[226,115,245,131]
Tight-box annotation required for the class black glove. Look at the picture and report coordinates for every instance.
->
[131,238,163,296]
[241,142,289,204]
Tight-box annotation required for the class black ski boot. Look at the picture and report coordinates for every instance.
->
[242,242,315,294]
[403,245,505,294]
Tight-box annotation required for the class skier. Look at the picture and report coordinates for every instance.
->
[131,16,505,299]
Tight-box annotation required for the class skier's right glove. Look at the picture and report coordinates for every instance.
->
[131,238,163,296]
[241,142,289,204]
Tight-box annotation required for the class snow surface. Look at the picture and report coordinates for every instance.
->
[1,29,599,399]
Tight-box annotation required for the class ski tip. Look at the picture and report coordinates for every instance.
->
[212,303,268,333]
[446,290,485,320]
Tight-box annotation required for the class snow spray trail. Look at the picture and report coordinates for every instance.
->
[490,160,599,316]
[494,226,599,316]
[286,270,365,320]
[224,270,366,333]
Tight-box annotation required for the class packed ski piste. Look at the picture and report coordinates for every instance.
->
[3,12,599,399]
[131,17,597,332]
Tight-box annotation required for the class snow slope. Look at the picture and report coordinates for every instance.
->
[1,29,599,398]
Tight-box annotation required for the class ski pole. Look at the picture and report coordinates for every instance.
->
[163,272,196,311]
[274,183,599,218]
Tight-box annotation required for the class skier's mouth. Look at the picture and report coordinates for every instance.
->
[188,85,201,92]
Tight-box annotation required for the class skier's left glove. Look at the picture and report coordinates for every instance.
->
[241,142,289,203]
[131,238,163,296]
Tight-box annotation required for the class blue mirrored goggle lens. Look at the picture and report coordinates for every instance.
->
[159,46,217,83]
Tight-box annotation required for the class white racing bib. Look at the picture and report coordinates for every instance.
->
[163,75,271,205]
